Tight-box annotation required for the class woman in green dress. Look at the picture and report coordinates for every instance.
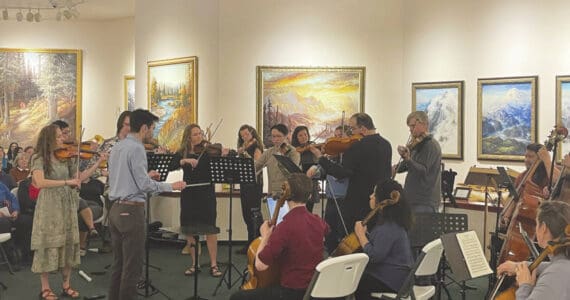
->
[30,125,107,300]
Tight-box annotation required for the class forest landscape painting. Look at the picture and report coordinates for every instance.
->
[0,48,81,148]
[556,76,570,160]
[478,76,537,161]
[148,56,197,151]
[412,81,463,159]
[257,66,365,148]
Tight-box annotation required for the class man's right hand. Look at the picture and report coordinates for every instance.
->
[171,181,186,191]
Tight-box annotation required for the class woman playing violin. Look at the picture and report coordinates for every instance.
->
[354,179,414,299]
[291,126,318,212]
[236,125,264,254]
[497,200,570,300]
[171,124,226,277]
[31,124,107,300]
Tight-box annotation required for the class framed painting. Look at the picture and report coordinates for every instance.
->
[556,76,570,161]
[477,76,537,161]
[257,66,365,148]
[147,56,197,151]
[0,48,82,147]
[412,81,464,159]
[124,75,135,111]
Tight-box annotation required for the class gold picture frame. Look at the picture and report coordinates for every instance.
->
[147,56,197,151]
[556,75,570,162]
[412,81,464,160]
[124,75,135,111]
[0,48,82,147]
[477,76,537,161]
[256,66,365,148]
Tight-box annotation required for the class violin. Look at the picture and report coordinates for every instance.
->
[242,184,291,290]
[295,142,323,153]
[54,143,99,160]
[331,191,400,257]
[320,134,363,156]
[193,141,223,157]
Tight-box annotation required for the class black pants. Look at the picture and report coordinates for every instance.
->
[324,197,346,254]
[13,214,33,258]
[230,285,306,300]
[354,273,396,300]
[239,183,262,243]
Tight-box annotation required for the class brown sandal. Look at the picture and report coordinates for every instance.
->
[210,265,222,277]
[39,289,58,300]
[61,286,79,298]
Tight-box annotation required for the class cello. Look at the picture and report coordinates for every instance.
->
[241,183,291,290]
[331,191,400,257]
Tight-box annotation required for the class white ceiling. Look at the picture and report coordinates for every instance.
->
[1,0,135,21]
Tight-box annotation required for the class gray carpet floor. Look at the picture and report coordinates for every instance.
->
[0,239,491,300]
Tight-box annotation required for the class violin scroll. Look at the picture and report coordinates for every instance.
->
[544,125,568,151]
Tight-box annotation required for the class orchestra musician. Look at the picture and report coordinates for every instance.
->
[354,179,414,298]
[170,124,229,277]
[497,200,570,299]
[99,110,131,154]
[107,109,185,300]
[236,124,264,254]
[393,111,442,213]
[291,125,318,212]
[254,124,300,197]
[230,173,329,300]
[309,112,392,251]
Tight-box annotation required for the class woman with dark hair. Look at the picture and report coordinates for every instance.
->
[354,179,414,298]
[291,126,318,212]
[6,142,19,169]
[236,124,264,253]
[498,200,570,299]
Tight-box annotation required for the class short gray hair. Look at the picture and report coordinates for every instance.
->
[407,111,429,126]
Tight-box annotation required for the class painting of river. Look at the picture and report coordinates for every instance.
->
[412,81,463,159]
[257,66,365,148]
[148,56,197,151]
[0,48,82,148]
[556,76,570,161]
[477,76,537,161]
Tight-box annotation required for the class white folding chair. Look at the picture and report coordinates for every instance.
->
[92,195,107,225]
[0,233,14,274]
[303,253,369,300]
[371,238,443,300]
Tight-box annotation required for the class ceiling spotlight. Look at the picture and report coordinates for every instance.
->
[34,9,40,22]
[2,9,8,20]
[16,10,23,22]
[26,9,33,22]
[56,9,62,21]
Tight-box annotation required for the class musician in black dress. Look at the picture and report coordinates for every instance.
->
[236,124,264,254]
[291,125,318,212]
[171,124,226,277]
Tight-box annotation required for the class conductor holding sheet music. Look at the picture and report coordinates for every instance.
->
[107,109,185,300]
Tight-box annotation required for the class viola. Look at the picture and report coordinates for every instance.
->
[331,191,400,257]
[242,184,291,290]
[321,134,363,156]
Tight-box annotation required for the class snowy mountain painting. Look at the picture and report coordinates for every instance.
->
[478,78,536,161]
[558,79,570,159]
[413,81,463,159]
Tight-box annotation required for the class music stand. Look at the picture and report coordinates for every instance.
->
[139,153,175,299]
[273,154,303,174]
[211,157,256,296]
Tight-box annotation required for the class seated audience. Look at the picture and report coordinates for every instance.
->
[354,179,414,298]
[0,181,19,234]
[14,177,35,263]
[9,153,30,184]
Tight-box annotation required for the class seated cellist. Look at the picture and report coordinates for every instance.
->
[497,200,570,299]
[230,173,329,300]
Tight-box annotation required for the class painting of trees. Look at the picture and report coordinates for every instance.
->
[0,49,82,147]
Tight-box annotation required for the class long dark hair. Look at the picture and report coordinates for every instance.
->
[375,179,413,231]
[237,124,263,152]
[291,126,310,147]
[7,142,18,161]
[33,125,59,176]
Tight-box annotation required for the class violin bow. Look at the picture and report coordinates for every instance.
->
[195,118,224,164]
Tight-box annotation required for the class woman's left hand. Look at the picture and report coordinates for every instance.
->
[515,262,537,286]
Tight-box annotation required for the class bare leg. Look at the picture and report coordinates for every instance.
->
[62,266,71,288]
[206,234,218,267]
[40,272,51,292]
[79,208,95,231]
[187,236,196,267]
[79,231,87,249]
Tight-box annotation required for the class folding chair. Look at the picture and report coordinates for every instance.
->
[303,253,369,300]
[371,238,444,300]
[0,233,14,274]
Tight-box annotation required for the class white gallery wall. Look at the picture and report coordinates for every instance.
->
[402,0,570,180]
[0,18,135,140]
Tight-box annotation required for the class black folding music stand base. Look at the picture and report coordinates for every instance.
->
[138,153,175,299]
[210,157,256,296]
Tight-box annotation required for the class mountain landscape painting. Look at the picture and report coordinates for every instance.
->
[478,77,537,161]
[257,66,365,148]
[412,81,463,159]
[556,76,570,160]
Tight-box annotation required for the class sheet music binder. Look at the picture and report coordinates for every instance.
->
[441,231,492,282]
[147,153,175,182]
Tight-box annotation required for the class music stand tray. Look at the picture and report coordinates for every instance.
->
[210,157,256,295]
[273,154,303,174]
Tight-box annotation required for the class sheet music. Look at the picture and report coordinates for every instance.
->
[456,230,493,278]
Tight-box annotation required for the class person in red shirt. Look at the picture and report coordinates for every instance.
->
[231,173,329,300]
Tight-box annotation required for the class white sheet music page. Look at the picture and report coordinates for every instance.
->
[456,230,493,278]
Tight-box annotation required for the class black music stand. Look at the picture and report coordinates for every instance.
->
[211,157,256,296]
[139,153,175,299]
